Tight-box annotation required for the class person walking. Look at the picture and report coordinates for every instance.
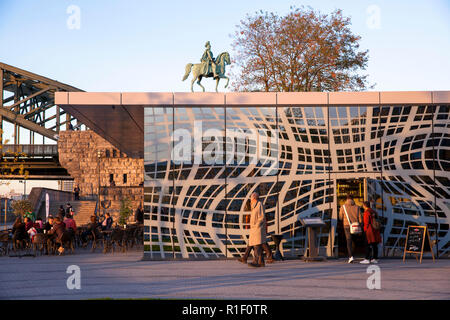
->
[263,218,274,263]
[338,194,363,263]
[238,243,273,264]
[238,201,273,264]
[248,192,266,267]
[360,201,382,264]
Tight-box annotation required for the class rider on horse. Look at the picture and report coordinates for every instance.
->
[182,42,230,92]
[201,41,218,79]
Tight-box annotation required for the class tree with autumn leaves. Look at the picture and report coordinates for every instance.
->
[231,6,372,92]
[0,128,29,183]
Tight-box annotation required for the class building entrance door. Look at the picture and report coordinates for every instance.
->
[336,178,366,258]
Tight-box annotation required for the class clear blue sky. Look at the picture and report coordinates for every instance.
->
[0,0,449,93]
[0,0,449,195]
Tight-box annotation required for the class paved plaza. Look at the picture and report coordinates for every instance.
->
[1,251,449,300]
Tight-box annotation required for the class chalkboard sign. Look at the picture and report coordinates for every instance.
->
[405,226,425,253]
[403,226,435,263]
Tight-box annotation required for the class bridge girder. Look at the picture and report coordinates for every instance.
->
[0,62,85,144]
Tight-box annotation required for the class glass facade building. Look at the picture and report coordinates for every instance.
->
[143,99,450,259]
[54,91,450,260]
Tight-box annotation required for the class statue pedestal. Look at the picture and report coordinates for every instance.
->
[301,218,327,262]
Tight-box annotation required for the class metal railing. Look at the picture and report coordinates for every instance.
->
[1,144,58,157]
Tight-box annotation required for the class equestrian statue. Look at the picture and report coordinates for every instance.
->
[182,41,231,92]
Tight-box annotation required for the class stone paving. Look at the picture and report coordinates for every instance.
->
[1,250,449,300]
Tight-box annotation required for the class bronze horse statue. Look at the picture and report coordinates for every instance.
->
[182,52,231,92]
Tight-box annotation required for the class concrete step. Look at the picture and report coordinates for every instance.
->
[49,200,97,226]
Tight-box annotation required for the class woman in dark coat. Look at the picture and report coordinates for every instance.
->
[360,201,382,264]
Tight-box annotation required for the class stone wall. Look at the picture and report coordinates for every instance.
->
[58,130,144,222]
[28,187,75,220]
[28,187,74,211]
[98,186,143,221]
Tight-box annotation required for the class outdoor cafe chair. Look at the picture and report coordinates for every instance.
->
[32,233,47,256]
[90,227,105,253]
[12,232,31,254]
[108,227,126,254]
[0,231,10,256]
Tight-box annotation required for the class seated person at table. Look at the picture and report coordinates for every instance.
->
[24,217,34,232]
[100,212,113,231]
[64,214,77,232]
[58,205,65,219]
[12,217,27,242]
[81,215,99,245]
[43,215,55,232]
[43,216,54,233]
[34,218,43,231]
[47,216,66,243]
[27,224,38,242]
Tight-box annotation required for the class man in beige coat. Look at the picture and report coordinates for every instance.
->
[248,192,266,267]
[338,194,363,263]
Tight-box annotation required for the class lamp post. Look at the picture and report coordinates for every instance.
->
[97,150,102,216]
[19,180,26,200]
[4,198,7,231]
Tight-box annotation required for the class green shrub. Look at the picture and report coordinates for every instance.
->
[118,197,132,226]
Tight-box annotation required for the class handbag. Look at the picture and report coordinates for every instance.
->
[343,204,362,235]
[371,210,381,230]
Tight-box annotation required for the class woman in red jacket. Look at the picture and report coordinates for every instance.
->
[360,201,382,264]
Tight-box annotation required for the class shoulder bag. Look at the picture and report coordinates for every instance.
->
[343,205,362,235]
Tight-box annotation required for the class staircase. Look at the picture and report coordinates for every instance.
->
[49,201,97,226]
